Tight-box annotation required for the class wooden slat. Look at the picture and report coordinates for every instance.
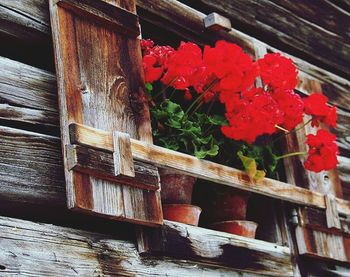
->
[138,220,293,276]
[66,144,159,191]
[0,126,65,209]
[69,122,350,216]
[296,227,350,263]
[0,216,266,277]
[300,207,350,237]
[49,0,162,226]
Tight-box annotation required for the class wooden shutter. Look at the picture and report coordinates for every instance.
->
[49,0,162,226]
[284,79,350,263]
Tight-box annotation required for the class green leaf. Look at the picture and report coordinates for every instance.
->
[145,83,153,93]
[208,114,228,126]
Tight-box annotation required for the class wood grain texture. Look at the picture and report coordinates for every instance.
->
[300,207,350,237]
[180,0,350,79]
[66,144,159,190]
[0,126,65,208]
[49,0,162,226]
[296,226,350,263]
[112,131,135,178]
[70,122,350,216]
[138,220,293,276]
[0,216,266,277]
[1,0,350,110]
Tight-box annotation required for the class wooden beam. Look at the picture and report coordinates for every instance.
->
[69,122,350,216]
[0,216,267,277]
[66,144,159,191]
[138,220,293,276]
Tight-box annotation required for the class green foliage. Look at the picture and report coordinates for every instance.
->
[150,99,223,159]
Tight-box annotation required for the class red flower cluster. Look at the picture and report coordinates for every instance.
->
[141,42,175,83]
[272,89,304,130]
[258,53,298,90]
[203,41,257,93]
[221,88,284,143]
[304,129,338,172]
[141,39,339,173]
[303,94,337,128]
[161,42,205,90]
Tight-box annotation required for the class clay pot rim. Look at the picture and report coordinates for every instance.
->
[211,220,258,227]
[162,204,202,212]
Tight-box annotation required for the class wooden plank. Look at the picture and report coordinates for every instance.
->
[66,144,159,191]
[300,207,350,237]
[0,126,65,208]
[1,0,350,110]
[180,0,350,79]
[0,216,266,277]
[296,227,350,263]
[338,156,350,200]
[70,122,350,216]
[49,0,162,226]
[138,220,293,276]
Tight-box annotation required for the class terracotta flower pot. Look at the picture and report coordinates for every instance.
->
[206,188,251,222]
[211,220,258,238]
[162,204,202,226]
[159,168,196,204]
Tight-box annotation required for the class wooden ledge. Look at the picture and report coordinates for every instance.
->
[69,123,350,216]
[137,220,293,276]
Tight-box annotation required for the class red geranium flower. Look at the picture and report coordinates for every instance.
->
[142,55,164,83]
[161,42,204,90]
[272,89,304,130]
[203,40,258,93]
[221,88,284,143]
[141,40,175,83]
[258,53,298,90]
[304,129,338,172]
[303,94,337,128]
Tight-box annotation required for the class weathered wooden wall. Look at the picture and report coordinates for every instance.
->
[0,0,349,276]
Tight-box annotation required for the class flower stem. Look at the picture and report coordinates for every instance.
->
[152,77,178,100]
[184,79,219,116]
[272,118,313,144]
[276,151,307,160]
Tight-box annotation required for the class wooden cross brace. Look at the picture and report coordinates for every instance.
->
[67,125,160,191]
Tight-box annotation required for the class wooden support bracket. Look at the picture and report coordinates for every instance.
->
[325,194,342,230]
[203,12,231,32]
